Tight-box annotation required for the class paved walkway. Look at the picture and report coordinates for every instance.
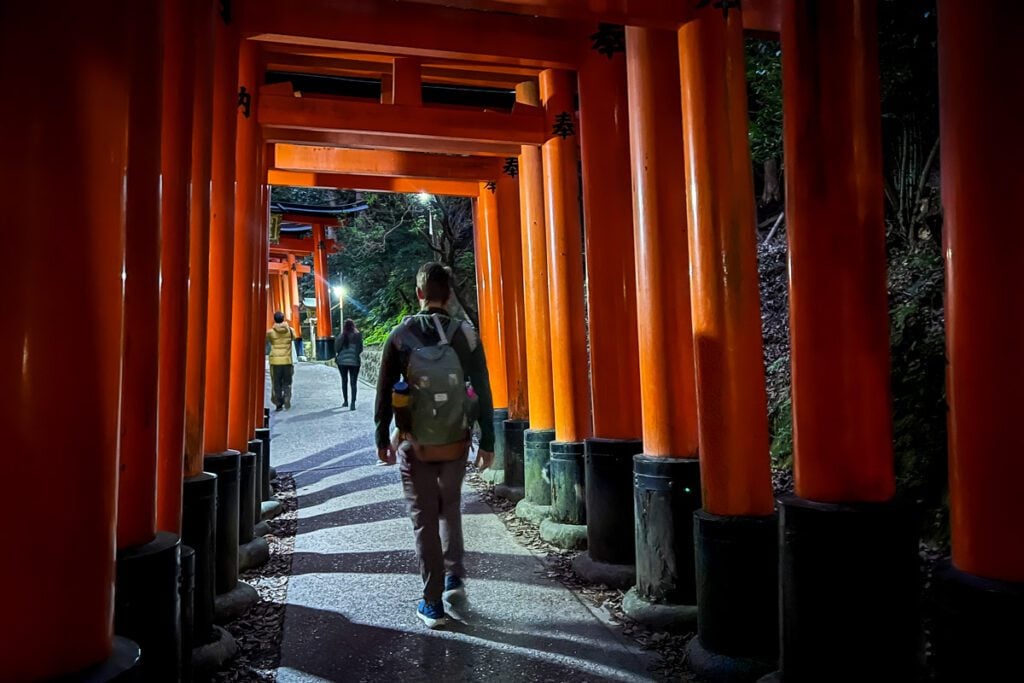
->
[269,363,653,682]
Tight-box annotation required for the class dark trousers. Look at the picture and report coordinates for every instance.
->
[338,364,360,405]
[270,364,294,407]
[399,450,466,603]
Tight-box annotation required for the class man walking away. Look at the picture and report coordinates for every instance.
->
[267,311,295,411]
[335,318,363,410]
[375,263,496,629]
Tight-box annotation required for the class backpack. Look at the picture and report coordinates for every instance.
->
[398,313,469,447]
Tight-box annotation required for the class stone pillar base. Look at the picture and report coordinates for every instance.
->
[261,499,283,520]
[181,473,217,646]
[204,451,241,595]
[248,438,264,522]
[255,427,272,501]
[621,586,698,631]
[503,418,528,488]
[571,551,635,589]
[690,511,778,682]
[933,561,1024,682]
[179,546,195,679]
[263,407,270,429]
[213,581,260,625]
[494,484,525,502]
[314,337,333,361]
[239,536,270,571]
[765,495,918,682]
[632,455,701,619]
[480,467,505,485]
[491,408,509,475]
[524,428,555,506]
[238,451,256,544]
[514,498,551,523]
[539,518,587,549]
[114,531,182,681]
[586,438,642,568]
[191,626,238,678]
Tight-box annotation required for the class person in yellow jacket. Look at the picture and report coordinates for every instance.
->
[266,311,296,411]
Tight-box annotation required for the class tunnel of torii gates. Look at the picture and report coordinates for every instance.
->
[3,1,1022,682]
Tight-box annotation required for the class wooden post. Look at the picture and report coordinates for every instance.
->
[157,0,197,534]
[313,223,334,359]
[185,0,217,479]
[933,2,1024,679]
[286,252,303,344]
[678,6,777,674]
[228,38,261,453]
[496,173,529,420]
[539,69,592,445]
[202,9,241,455]
[2,4,131,678]
[117,0,164,551]
[474,183,510,410]
[622,26,701,625]
[774,2,916,678]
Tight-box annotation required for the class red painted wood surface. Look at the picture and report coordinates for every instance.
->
[475,184,510,409]
[496,174,529,420]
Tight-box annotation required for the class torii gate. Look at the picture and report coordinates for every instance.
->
[6,2,1023,683]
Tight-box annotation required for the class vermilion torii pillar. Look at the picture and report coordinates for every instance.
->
[933,2,1024,680]
[115,4,187,678]
[3,5,139,679]
[574,31,644,586]
[775,2,916,680]
[623,26,702,627]
[532,69,593,548]
[514,80,556,511]
[496,173,528,425]
[156,0,197,539]
[202,8,244,608]
[312,223,335,360]
[678,5,777,678]
[181,0,220,654]
[286,252,304,358]
[474,182,510,485]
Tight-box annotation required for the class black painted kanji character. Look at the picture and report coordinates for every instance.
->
[590,23,626,59]
[552,112,575,139]
[238,86,251,118]
[502,157,519,178]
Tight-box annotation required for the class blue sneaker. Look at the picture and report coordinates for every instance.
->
[416,599,447,629]
[443,575,465,599]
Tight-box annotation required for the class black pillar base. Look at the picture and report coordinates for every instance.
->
[315,337,333,361]
[482,408,509,484]
[203,451,241,595]
[689,511,778,682]
[293,338,306,360]
[57,636,141,682]
[179,545,195,680]
[523,428,555,506]
[585,438,642,566]
[263,407,270,429]
[255,427,272,501]
[114,531,182,682]
[626,455,701,628]
[238,451,256,545]
[248,438,264,523]
[770,495,918,683]
[571,551,636,590]
[541,441,587,549]
[933,561,1024,683]
[181,473,217,646]
[494,419,528,496]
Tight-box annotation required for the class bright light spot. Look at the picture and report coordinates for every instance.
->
[333,285,348,299]
[417,192,432,204]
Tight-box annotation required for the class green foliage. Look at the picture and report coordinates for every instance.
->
[745,39,783,164]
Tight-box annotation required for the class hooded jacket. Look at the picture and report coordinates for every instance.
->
[266,322,295,366]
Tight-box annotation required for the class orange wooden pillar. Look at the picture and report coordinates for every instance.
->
[156,0,197,537]
[496,173,528,421]
[515,80,556,509]
[776,2,915,679]
[286,252,304,358]
[228,38,261,453]
[2,5,137,679]
[474,183,510,411]
[202,8,243,601]
[622,26,701,623]
[180,0,221,650]
[933,2,1024,679]
[678,6,777,674]
[575,33,644,579]
[312,223,335,360]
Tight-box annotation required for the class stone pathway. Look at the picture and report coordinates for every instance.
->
[269,363,655,682]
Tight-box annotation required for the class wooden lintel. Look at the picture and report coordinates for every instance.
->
[268,170,481,197]
[272,145,503,181]
[261,126,521,157]
[258,93,546,146]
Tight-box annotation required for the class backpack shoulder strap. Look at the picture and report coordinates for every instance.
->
[443,317,462,346]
